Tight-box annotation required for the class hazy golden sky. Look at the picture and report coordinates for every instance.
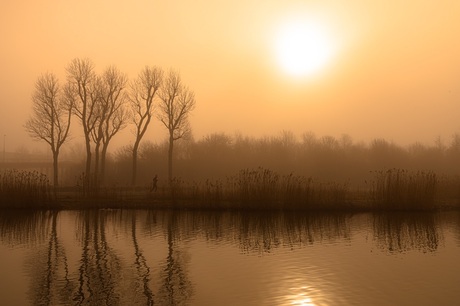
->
[1,0,460,152]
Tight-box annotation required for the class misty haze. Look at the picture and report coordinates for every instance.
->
[1,1,460,305]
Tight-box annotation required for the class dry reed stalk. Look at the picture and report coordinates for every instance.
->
[0,170,52,208]
[370,168,438,210]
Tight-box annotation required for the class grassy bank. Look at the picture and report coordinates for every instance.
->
[1,168,459,211]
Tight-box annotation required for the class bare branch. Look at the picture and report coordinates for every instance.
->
[157,70,196,180]
[24,72,72,186]
[128,65,163,185]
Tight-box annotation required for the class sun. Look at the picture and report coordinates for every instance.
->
[274,19,335,77]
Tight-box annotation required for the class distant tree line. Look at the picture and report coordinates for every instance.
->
[25,58,195,188]
[61,130,458,189]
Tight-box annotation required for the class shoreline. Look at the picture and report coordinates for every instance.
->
[1,168,459,212]
[1,188,458,212]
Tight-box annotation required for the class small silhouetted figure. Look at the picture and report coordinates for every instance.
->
[150,175,158,192]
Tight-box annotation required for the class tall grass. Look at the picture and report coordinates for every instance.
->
[227,168,350,210]
[152,167,351,210]
[232,168,281,206]
[436,175,460,207]
[0,167,455,211]
[0,170,53,208]
[370,169,438,210]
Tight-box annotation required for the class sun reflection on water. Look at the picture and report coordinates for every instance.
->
[288,286,317,306]
[291,297,314,306]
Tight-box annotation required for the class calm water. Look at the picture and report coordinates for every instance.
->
[0,209,459,305]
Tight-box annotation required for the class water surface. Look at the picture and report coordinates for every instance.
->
[0,209,459,305]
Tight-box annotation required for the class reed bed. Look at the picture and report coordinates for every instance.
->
[370,169,438,210]
[148,168,453,211]
[436,175,460,207]
[227,168,350,210]
[0,170,53,208]
[147,167,351,210]
[1,167,457,211]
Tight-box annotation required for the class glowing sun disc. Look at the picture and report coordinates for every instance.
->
[274,20,334,77]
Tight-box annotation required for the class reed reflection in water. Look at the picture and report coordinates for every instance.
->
[373,212,441,253]
[0,210,459,305]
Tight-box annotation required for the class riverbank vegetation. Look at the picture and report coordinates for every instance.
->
[2,131,460,210]
[0,170,53,208]
[0,166,458,211]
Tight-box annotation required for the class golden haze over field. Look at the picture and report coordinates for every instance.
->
[1,0,460,153]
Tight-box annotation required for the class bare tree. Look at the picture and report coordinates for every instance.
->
[99,66,129,184]
[66,58,98,185]
[90,67,128,185]
[129,66,163,186]
[158,70,196,181]
[89,76,105,185]
[25,73,72,187]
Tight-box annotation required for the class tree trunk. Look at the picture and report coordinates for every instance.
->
[131,140,140,186]
[168,133,174,182]
[94,141,101,187]
[52,150,59,188]
[84,134,92,186]
[100,143,108,186]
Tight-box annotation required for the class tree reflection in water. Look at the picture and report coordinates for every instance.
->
[0,211,73,305]
[130,212,154,305]
[156,211,194,305]
[28,211,74,305]
[0,209,452,305]
[115,210,194,305]
[74,210,122,305]
[0,209,195,305]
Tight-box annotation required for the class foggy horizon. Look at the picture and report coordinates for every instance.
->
[2,1,460,153]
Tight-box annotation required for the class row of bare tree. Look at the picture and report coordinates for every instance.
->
[25,58,195,187]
